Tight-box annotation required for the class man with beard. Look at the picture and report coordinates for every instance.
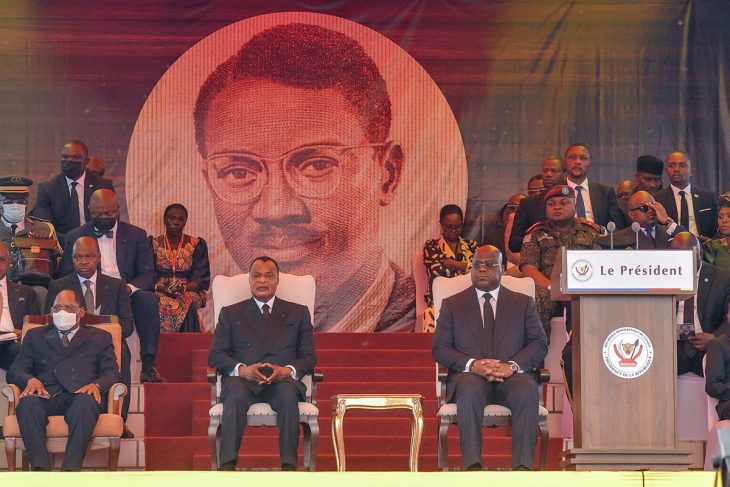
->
[193,23,413,332]
[617,155,664,226]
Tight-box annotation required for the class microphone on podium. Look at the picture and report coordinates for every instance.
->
[606,222,616,250]
[631,222,641,249]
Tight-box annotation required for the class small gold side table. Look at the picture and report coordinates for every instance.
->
[331,393,425,472]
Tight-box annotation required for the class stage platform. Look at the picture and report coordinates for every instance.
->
[0,471,715,487]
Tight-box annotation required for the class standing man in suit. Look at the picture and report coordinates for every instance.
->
[32,140,115,242]
[596,191,684,249]
[8,289,120,471]
[654,150,718,242]
[562,143,623,229]
[0,244,40,372]
[58,189,164,383]
[617,155,664,226]
[670,232,730,376]
[432,245,548,471]
[208,256,316,471]
[45,236,135,435]
[509,156,564,253]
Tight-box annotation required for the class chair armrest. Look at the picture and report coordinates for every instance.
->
[107,383,128,416]
[207,367,219,405]
[310,370,324,406]
[533,368,550,384]
[2,384,21,415]
[437,369,448,406]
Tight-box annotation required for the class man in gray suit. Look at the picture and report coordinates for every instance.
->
[208,256,316,471]
[432,245,547,471]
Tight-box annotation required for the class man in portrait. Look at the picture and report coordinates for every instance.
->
[193,23,414,332]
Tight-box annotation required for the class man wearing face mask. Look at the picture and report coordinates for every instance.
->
[7,289,120,471]
[32,140,114,243]
[0,177,62,287]
[59,189,164,383]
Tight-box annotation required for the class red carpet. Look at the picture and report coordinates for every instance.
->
[144,333,563,470]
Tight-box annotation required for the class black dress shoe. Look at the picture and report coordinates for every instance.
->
[512,465,531,471]
[140,367,166,383]
[121,424,135,439]
[281,463,297,471]
[218,461,236,471]
[465,463,483,471]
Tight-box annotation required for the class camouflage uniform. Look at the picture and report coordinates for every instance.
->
[519,219,601,335]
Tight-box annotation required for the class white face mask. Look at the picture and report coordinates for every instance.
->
[52,310,79,331]
[2,203,26,224]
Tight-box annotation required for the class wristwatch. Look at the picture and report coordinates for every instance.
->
[507,361,520,373]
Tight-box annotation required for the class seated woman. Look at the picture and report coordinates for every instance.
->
[704,196,730,269]
[152,203,210,332]
[422,204,478,332]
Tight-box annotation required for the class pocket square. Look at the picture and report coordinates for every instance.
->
[18,297,25,301]
[698,207,711,212]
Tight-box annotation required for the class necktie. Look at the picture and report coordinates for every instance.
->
[10,224,17,235]
[678,190,690,229]
[262,303,271,321]
[683,297,696,358]
[84,279,95,313]
[645,227,655,245]
[61,330,71,347]
[482,293,495,359]
[0,285,4,324]
[69,181,81,228]
[575,185,586,218]
[94,229,114,239]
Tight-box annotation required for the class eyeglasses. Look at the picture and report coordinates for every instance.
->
[204,143,389,205]
[527,188,545,195]
[506,203,520,210]
[629,205,652,213]
[441,223,463,231]
[51,305,80,313]
[472,262,501,270]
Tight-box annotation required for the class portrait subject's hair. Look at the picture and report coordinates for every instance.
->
[194,23,392,158]
[249,255,280,275]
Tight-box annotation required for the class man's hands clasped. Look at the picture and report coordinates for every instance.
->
[237,363,292,384]
[470,359,514,382]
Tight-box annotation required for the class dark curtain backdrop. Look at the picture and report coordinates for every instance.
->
[0,0,727,241]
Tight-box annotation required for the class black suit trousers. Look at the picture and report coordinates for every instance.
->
[0,341,20,370]
[219,376,302,467]
[452,372,538,469]
[16,392,101,471]
[131,290,161,360]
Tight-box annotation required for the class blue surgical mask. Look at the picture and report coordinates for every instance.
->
[2,203,26,224]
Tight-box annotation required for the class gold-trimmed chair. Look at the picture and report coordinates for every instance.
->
[432,274,550,470]
[207,273,322,471]
[2,314,127,471]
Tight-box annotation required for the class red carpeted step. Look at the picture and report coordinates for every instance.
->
[191,348,435,368]
[192,365,436,383]
[145,383,210,436]
[314,333,433,350]
[156,333,214,382]
[316,381,434,397]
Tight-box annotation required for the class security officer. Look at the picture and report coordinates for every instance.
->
[519,184,602,337]
[0,176,62,289]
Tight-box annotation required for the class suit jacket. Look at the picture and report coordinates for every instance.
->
[7,324,120,395]
[508,179,625,252]
[58,221,156,291]
[32,171,115,237]
[45,273,134,339]
[208,297,317,396]
[595,223,686,250]
[704,322,730,417]
[432,285,547,402]
[3,280,40,329]
[654,184,718,239]
[698,263,730,335]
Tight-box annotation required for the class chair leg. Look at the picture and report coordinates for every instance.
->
[538,420,549,470]
[5,438,16,471]
[108,437,120,471]
[438,418,450,472]
[208,415,221,471]
[308,418,319,472]
[302,423,311,471]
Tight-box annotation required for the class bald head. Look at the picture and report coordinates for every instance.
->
[87,156,106,177]
[471,245,503,291]
[89,189,119,219]
[670,231,701,267]
[0,244,10,280]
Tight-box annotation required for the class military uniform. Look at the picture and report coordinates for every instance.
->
[0,216,62,283]
[519,218,601,335]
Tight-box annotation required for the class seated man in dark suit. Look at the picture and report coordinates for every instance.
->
[208,256,317,471]
[654,150,718,242]
[58,189,164,382]
[46,236,135,436]
[432,245,548,471]
[0,244,40,372]
[671,232,730,376]
[32,140,115,243]
[596,191,684,249]
[7,289,120,471]
[704,302,730,419]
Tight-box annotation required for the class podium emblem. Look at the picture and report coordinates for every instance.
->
[570,259,593,282]
[602,327,654,378]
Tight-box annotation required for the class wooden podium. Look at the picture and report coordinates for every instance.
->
[553,248,696,470]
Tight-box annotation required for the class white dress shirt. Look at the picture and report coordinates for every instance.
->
[0,277,14,333]
[465,286,501,372]
[1,217,25,233]
[66,172,87,225]
[670,183,699,237]
[97,221,121,280]
[567,177,595,222]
